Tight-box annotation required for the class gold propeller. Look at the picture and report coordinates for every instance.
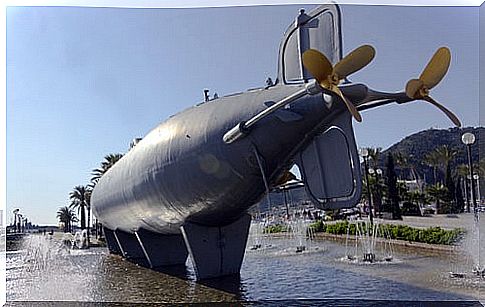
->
[302,45,376,122]
[405,47,461,127]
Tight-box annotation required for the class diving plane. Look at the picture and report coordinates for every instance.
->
[91,4,460,280]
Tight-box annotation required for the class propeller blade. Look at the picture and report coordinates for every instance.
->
[423,96,461,127]
[302,47,371,122]
[302,49,333,85]
[405,79,425,99]
[419,47,451,90]
[333,85,362,122]
[334,45,376,79]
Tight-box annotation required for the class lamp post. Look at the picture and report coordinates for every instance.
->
[473,174,480,201]
[369,168,377,217]
[360,148,373,225]
[369,168,382,219]
[375,169,383,218]
[462,176,470,213]
[462,132,477,218]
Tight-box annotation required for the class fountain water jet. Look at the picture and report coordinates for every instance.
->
[248,219,266,251]
[287,218,315,253]
[344,217,394,264]
[446,211,485,282]
[471,213,482,276]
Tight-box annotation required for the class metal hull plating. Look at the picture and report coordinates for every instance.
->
[91,84,342,234]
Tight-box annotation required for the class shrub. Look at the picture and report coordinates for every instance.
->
[325,221,349,235]
[263,224,288,234]
[401,202,422,216]
[309,220,325,232]
[311,220,464,245]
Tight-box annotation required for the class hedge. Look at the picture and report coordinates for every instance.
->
[308,220,464,245]
[263,224,289,234]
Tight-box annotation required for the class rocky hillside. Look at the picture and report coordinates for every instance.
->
[380,126,483,182]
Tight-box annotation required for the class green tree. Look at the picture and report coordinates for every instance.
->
[435,145,457,164]
[455,164,470,212]
[367,147,382,168]
[85,188,92,243]
[455,164,469,178]
[69,185,89,230]
[395,151,410,180]
[91,153,124,186]
[409,190,430,207]
[445,162,455,203]
[397,180,410,203]
[373,173,385,217]
[426,183,448,214]
[90,153,123,239]
[57,206,78,233]
[364,147,384,216]
[479,159,485,177]
[455,179,465,213]
[434,145,458,182]
[424,151,441,184]
[385,153,402,220]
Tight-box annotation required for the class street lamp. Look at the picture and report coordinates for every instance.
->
[375,169,383,217]
[462,132,477,216]
[473,174,481,206]
[360,148,374,225]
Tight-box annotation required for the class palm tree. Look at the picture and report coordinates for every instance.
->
[69,185,89,230]
[367,147,382,168]
[409,190,430,208]
[455,164,469,178]
[85,188,92,244]
[478,158,485,177]
[426,183,448,214]
[91,153,124,185]
[456,164,471,212]
[385,153,402,220]
[395,151,410,180]
[434,145,458,182]
[90,153,123,239]
[424,151,441,184]
[57,206,78,232]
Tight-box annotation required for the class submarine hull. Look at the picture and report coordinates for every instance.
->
[91,84,335,234]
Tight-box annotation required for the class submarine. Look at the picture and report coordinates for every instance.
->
[91,4,460,279]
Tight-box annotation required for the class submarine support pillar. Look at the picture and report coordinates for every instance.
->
[181,213,251,280]
[103,227,122,256]
[114,229,148,265]
[135,228,188,268]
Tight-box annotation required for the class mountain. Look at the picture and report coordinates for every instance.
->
[380,127,483,183]
[254,127,483,212]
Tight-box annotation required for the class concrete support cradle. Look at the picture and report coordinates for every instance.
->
[103,227,122,256]
[113,229,147,264]
[180,213,251,280]
[135,228,188,268]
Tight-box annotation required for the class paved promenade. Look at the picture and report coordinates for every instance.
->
[378,213,483,231]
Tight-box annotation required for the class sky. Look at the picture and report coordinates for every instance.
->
[6,4,481,225]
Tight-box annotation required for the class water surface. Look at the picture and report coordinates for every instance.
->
[5,229,484,304]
